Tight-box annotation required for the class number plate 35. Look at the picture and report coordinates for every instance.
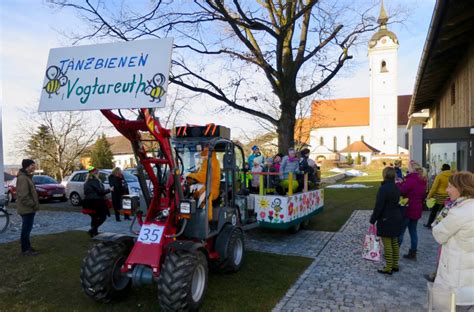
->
[137,224,164,244]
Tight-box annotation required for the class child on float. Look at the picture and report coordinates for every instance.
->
[262,157,279,194]
[279,148,300,194]
[250,159,263,193]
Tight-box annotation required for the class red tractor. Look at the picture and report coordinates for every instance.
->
[80,109,255,311]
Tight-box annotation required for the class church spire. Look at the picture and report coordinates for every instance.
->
[377,0,389,28]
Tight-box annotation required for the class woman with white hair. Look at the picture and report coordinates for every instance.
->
[432,171,474,310]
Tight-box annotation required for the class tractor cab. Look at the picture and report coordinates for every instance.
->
[172,124,254,238]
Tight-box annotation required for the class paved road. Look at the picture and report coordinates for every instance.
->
[1,206,437,312]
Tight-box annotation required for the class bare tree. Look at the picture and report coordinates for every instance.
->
[49,0,402,153]
[18,112,98,180]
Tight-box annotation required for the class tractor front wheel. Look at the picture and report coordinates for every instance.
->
[157,250,208,312]
[80,241,132,303]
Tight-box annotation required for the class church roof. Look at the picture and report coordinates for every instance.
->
[311,95,411,128]
[339,141,380,153]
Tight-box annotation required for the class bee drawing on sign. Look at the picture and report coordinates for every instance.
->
[144,73,166,103]
[43,66,68,98]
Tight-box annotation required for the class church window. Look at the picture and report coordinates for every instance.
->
[347,136,350,147]
[381,60,388,72]
[333,136,337,151]
[361,135,364,142]
[320,137,324,146]
[451,83,455,105]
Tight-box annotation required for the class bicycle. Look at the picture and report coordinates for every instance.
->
[0,206,9,233]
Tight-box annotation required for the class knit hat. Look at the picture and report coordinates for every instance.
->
[251,145,259,151]
[300,148,310,156]
[21,159,35,169]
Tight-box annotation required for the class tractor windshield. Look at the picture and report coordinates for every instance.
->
[173,141,210,175]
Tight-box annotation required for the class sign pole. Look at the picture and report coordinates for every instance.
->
[0,103,6,207]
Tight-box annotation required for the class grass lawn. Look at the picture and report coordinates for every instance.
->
[307,168,383,232]
[0,231,312,312]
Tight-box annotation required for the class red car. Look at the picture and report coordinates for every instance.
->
[8,175,67,202]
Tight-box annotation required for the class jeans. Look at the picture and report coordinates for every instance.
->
[20,212,36,252]
[399,218,418,251]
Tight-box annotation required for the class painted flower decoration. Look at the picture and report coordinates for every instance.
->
[259,211,266,219]
[288,202,294,216]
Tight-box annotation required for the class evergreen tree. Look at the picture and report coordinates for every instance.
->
[90,134,114,169]
[25,125,55,175]
[356,153,362,165]
[346,153,354,165]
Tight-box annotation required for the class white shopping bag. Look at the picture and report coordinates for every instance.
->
[362,225,381,261]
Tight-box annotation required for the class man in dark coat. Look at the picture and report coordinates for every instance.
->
[16,159,40,256]
[370,167,402,274]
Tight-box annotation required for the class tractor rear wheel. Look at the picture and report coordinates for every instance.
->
[157,250,208,312]
[220,228,244,273]
[80,241,132,303]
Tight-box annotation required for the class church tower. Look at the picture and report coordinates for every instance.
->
[368,0,399,154]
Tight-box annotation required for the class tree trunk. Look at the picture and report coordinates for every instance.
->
[277,104,297,154]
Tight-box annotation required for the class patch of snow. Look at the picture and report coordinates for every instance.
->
[329,168,345,173]
[345,169,368,177]
[325,184,373,189]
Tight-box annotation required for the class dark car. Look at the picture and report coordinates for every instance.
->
[9,175,67,202]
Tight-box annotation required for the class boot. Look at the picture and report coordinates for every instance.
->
[403,249,417,260]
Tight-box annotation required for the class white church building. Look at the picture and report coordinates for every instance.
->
[308,2,410,162]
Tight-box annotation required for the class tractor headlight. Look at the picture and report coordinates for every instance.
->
[180,202,191,214]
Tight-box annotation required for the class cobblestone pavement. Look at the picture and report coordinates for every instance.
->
[274,210,438,312]
[245,229,334,259]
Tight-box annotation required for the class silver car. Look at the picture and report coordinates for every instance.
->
[65,169,142,206]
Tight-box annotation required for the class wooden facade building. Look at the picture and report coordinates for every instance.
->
[408,0,474,173]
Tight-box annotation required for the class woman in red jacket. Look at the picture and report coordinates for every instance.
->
[397,161,427,260]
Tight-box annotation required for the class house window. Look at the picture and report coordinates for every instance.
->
[381,60,388,72]
[347,136,350,147]
[451,83,455,105]
[361,135,364,142]
[333,136,337,151]
[320,137,324,146]
[130,158,135,167]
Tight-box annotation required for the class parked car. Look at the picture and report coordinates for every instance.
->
[66,169,142,206]
[123,167,154,193]
[8,175,67,202]
[5,183,15,204]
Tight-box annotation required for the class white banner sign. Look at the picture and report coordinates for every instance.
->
[38,39,173,112]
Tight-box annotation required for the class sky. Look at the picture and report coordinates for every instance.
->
[0,0,436,165]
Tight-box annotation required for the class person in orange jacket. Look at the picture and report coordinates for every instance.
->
[186,148,221,220]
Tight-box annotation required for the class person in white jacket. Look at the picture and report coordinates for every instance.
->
[432,171,474,309]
